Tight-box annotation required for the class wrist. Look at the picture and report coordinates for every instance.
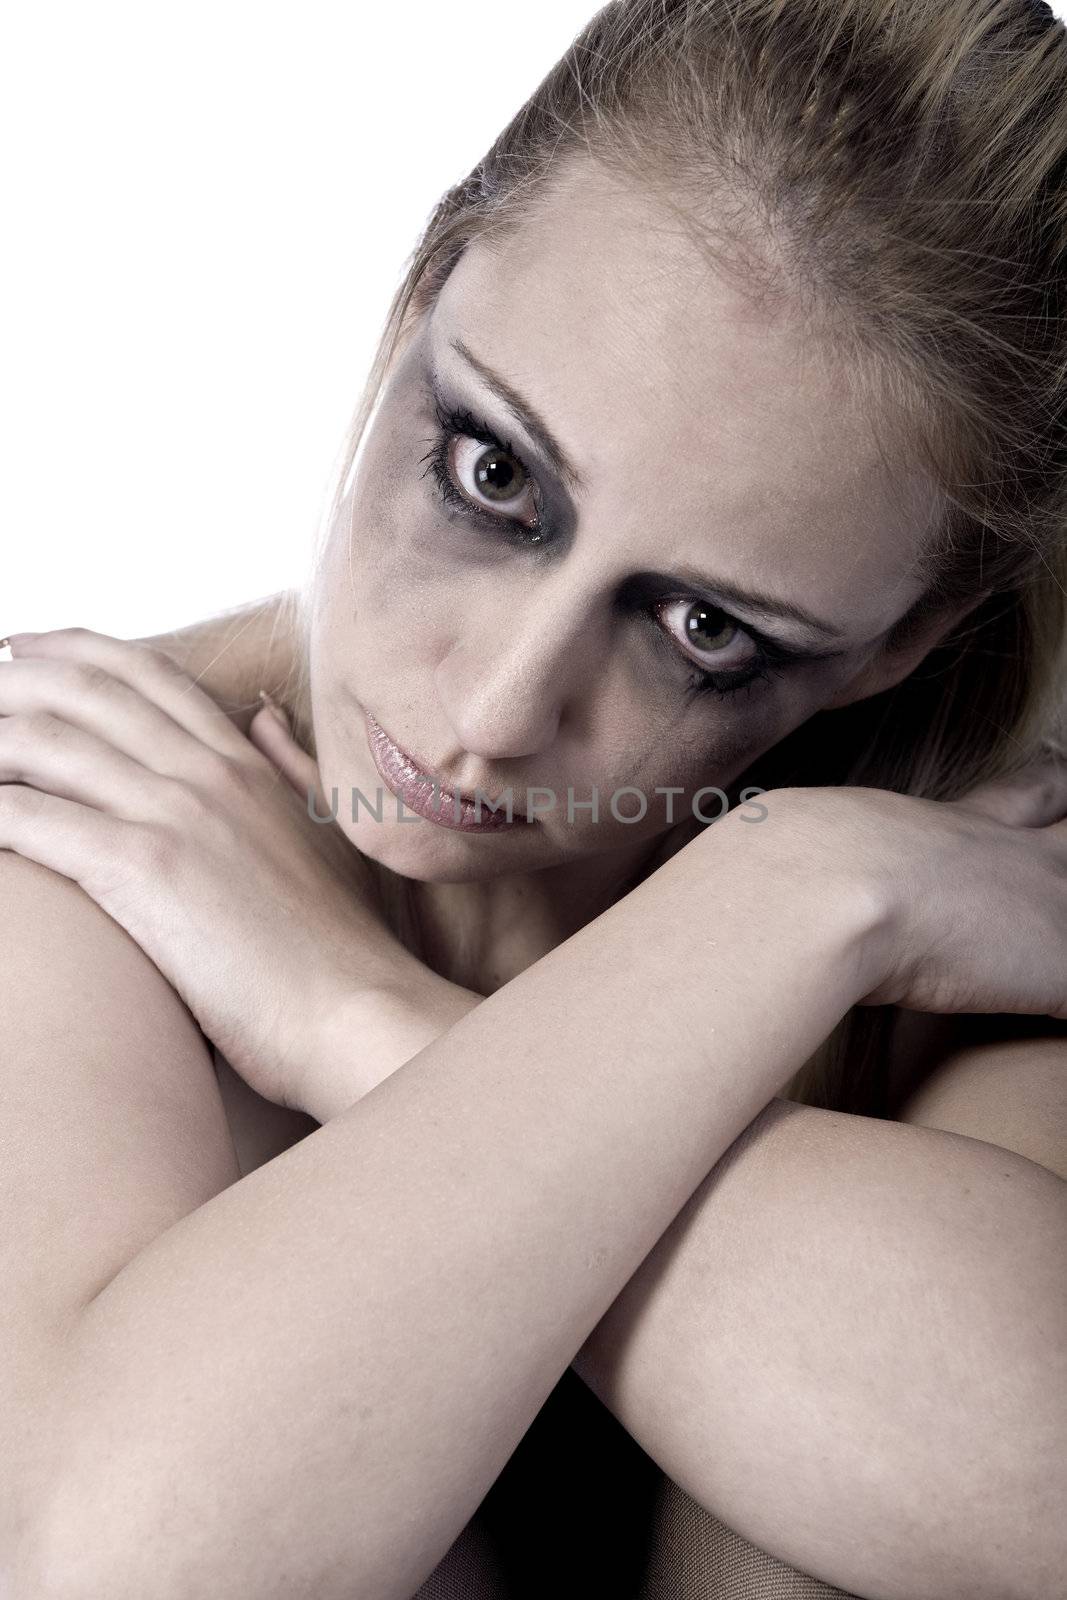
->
[301,970,483,1124]
[713,785,897,1010]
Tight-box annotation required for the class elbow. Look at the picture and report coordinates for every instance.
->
[1016,1397,1067,1600]
[970,1343,1067,1600]
[960,1170,1067,1600]
[17,1537,191,1600]
[13,1521,128,1600]
[1015,1195,1067,1599]
[12,1490,183,1600]
[958,1338,1067,1597]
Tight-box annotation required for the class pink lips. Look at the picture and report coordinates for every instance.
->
[363,710,531,833]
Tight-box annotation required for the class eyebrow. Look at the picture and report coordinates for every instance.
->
[450,336,589,498]
[447,336,850,645]
[653,567,851,641]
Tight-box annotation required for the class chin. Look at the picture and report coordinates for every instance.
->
[330,804,533,884]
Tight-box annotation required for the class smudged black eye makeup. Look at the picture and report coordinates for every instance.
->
[651,598,790,702]
[419,398,547,539]
[416,384,843,703]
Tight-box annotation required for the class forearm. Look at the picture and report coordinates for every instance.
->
[573,1097,1067,1600]
[323,944,1067,1600]
[308,969,485,1120]
[30,803,882,1600]
[324,972,1067,1600]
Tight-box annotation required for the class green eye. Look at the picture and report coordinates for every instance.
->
[654,598,756,673]
[419,400,547,542]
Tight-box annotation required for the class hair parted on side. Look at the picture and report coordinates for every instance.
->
[274,0,1067,1116]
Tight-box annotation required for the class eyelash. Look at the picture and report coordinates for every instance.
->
[418,400,546,537]
[417,400,794,702]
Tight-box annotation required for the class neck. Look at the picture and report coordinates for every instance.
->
[401,822,703,998]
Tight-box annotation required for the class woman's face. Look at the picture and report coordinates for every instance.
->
[309,158,941,882]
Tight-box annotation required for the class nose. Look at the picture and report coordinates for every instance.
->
[434,582,606,763]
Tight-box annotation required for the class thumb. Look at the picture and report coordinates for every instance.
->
[249,690,327,808]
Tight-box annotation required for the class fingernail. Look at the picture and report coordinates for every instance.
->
[4,632,40,648]
[257,688,290,730]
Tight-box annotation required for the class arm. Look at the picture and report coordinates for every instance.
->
[325,986,1067,1598]
[572,1095,1066,1600]
[10,794,880,1600]
[894,1014,1067,1179]
[0,853,243,1573]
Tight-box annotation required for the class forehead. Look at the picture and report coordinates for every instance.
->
[427,158,941,639]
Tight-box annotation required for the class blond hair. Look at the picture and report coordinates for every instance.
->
[275,0,1067,1115]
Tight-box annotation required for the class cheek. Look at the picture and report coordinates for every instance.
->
[620,665,851,802]
[689,661,864,788]
[573,711,756,826]
[314,462,462,685]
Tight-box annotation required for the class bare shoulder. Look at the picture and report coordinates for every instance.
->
[887,1007,1067,1181]
[0,851,285,1537]
[0,851,240,1316]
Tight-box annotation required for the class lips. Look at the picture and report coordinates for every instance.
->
[363,710,532,831]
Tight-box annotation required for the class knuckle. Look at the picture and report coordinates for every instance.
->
[990,794,1029,826]
[200,746,260,798]
[0,710,67,752]
[156,767,251,842]
[50,625,97,645]
[0,782,48,818]
[138,642,190,680]
[1030,780,1055,819]
[71,661,114,697]
[1034,775,1062,814]
[131,818,182,875]
[157,771,213,824]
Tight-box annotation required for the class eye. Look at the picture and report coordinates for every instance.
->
[449,434,540,525]
[419,398,805,704]
[419,401,545,538]
[653,598,762,675]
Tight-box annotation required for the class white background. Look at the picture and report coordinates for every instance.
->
[4,1,1065,639]
[2,2,595,638]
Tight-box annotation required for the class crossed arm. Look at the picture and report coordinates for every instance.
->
[573,1086,1067,1600]
[319,949,1067,1582]
[3,829,1064,1600]
[2,597,1061,1600]
[320,972,1067,1600]
[152,594,1066,1593]
[146,594,1067,1595]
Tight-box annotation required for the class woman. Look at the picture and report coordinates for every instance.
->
[1,0,1065,1596]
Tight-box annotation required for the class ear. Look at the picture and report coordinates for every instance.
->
[822,593,988,712]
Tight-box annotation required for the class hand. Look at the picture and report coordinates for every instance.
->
[132,589,301,739]
[0,626,414,1113]
[765,751,1067,1019]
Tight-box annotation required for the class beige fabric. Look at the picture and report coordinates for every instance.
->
[411,1368,862,1599]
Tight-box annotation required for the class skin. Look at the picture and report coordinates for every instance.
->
[2,156,1065,1600]
[306,155,959,997]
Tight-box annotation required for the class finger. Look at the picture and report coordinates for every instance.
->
[0,782,135,896]
[0,654,250,785]
[956,752,1067,829]
[3,628,254,759]
[0,711,176,819]
[248,700,331,812]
